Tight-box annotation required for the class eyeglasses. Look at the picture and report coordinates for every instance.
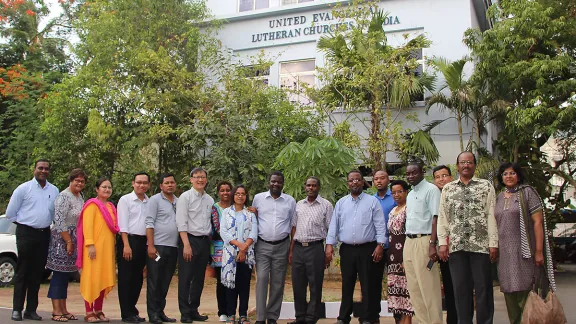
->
[192,176,207,180]
[434,174,451,179]
[73,179,86,184]
[100,186,112,190]
[234,193,247,197]
[391,190,405,195]
[502,171,517,177]
[458,160,475,166]
[347,179,361,183]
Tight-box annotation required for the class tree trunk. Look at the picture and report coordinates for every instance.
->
[370,103,383,171]
[457,111,464,152]
[475,117,481,154]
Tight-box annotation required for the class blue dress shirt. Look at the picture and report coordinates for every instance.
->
[374,190,396,248]
[326,192,387,246]
[6,178,59,229]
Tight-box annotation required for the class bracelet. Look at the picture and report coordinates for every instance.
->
[66,240,72,244]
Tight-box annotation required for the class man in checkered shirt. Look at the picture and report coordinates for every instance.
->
[288,177,334,324]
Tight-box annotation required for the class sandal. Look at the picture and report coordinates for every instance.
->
[83,313,100,323]
[238,316,250,324]
[64,314,78,321]
[226,315,235,324]
[94,312,109,323]
[52,314,69,322]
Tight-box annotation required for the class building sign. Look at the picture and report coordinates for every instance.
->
[251,12,400,43]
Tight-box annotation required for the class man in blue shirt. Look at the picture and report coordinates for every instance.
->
[6,159,59,321]
[326,170,387,324]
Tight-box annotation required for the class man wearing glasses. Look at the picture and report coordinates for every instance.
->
[325,170,386,324]
[145,173,179,324]
[176,168,214,323]
[438,152,498,324]
[6,159,59,321]
[117,172,151,323]
[404,160,443,324]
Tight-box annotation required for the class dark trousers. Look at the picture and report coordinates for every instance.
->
[440,259,474,324]
[215,267,227,316]
[338,242,384,323]
[147,245,177,318]
[117,234,147,319]
[292,242,325,323]
[47,271,71,299]
[225,262,253,317]
[178,234,210,316]
[13,224,50,312]
[449,251,494,324]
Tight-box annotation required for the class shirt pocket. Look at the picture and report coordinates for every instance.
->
[410,198,428,221]
[359,203,374,225]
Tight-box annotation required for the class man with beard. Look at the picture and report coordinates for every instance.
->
[7,159,59,321]
[288,177,333,324]
[326,170,386,324]
[438,152,498,324]
[145,173,179,324]
[252,171,296,324]
[117,172,151,323]
[404,161,443,324]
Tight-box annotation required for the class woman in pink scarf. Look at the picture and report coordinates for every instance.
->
[76,177,119,323]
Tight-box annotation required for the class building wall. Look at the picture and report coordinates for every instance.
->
[206,0,487,165]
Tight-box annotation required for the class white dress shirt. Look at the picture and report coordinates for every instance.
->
[252,191,296,242]
[117,191,149,236]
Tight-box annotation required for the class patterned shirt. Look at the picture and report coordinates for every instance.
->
[437,177,498,254]
[292,195,334,242]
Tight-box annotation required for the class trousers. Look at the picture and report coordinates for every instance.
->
[117,234,147,318]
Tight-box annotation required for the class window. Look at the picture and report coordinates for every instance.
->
[281,0,313,5]
[280,59,315,105]
[239,0,269,12]
[409,49,425,102]
[243,65,270,86]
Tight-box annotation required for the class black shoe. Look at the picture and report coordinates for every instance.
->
[160,314,177,323]
[254,321,265,324]
[267,320,277,324]
[180,317,193,323]
[149,316,163,324]
[123,316,142,323]
[189,314,208,322]
[137,316,146,322]
[287,321,305,324]
[11,311,22,321]
[23,312,42,321]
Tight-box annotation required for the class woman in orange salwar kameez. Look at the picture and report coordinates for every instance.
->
[76,178,119,323]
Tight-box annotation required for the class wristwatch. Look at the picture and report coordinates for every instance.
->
[429,239,438,245]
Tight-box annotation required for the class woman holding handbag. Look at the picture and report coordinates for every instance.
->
[220,185,257,324]
[495,162,557,324]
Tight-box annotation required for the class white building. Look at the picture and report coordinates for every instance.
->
[206,0,495,166]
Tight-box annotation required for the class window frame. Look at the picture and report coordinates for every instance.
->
[238,0,270,12]
[279,59,316,106]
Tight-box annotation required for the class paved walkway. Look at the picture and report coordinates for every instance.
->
[0,264,574,324]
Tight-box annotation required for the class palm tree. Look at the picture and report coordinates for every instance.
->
[316,8,439,170]
[426,57,472,152]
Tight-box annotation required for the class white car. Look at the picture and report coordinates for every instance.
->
[0,214,17,287]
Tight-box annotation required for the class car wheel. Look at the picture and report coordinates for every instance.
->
[0,256,16,287]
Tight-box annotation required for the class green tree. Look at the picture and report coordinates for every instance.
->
[464,0,576,220]
[313,1,438,170]
[274,137,356,202]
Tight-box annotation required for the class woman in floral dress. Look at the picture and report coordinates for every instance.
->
[386,180,414,324]
[46,169,87,322]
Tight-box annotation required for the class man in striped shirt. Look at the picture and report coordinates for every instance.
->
[289,177,334,324]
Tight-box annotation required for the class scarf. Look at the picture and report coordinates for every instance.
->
[76,198,119,269]
[221,206,256,289]
[508,185,556,292]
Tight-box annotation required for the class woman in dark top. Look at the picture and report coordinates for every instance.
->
[494,162,556,324]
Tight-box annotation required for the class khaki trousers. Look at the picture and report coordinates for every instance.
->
[403,236,443,324]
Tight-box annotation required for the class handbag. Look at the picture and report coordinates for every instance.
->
[521,268,566,324]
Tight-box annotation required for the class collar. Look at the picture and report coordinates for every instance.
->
[413,179,427,191]
[265,190,285,200]
[31,177,51,189]
[374,189,392,200]
[191,187,205,197]
[303,195,322,205]
[351,192,366,201]
[160,192,176,202]
[129,191,148,202]
[457,176,480,185]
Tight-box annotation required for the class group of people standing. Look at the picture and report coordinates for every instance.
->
[5,150,556,324]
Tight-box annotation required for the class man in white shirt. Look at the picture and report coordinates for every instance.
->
[117,172,150,323]
[253,171,296,324]
[176,167,214,323]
